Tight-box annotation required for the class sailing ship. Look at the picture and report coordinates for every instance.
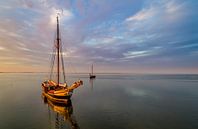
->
[41,16,83,104]
[89,64,96,79]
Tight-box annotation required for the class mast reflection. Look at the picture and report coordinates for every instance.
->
[89,78,95,91]
[42,94,80,129]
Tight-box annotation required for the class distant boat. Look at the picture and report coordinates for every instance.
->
[41,16,83,104]
[89,64,96,79]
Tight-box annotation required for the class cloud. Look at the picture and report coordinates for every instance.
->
[0,0,197,73]
[0,46,7,51]
[125,0,188,30]
[7,32,23,38]
[123,50,152,59]
[165,0,185,13]
[126,8,155,22]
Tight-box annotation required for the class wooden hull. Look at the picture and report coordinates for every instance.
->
[42,92,71,104]
[41,80,83,104]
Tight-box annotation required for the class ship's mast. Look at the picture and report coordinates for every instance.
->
[57,16,60,85]
[92,64,93,75]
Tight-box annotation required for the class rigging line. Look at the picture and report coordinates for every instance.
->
[59,31,78,75]
[59,30,66,83]
[49,49,55,80]
[59,38,69,73]
[48,32,57,80]
[49,42,55,78]
[49,39,57,80]
[46,43,54,80]
[48,51,55,80]
[60,36,72,74]
[60,40,66,83]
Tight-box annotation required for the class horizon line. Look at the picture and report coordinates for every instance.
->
[0,72,198,75]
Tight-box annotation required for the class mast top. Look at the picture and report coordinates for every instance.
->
[56,15,59,25]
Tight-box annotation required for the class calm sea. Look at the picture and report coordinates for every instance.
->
[0,73,198,129]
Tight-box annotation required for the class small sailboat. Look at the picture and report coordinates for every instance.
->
[89,64,96,79]
[41,16,83,104]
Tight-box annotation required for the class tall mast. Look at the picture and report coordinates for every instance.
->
[57,16,60,85]
[92,64,93,75]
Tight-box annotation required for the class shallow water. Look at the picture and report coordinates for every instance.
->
[0,73,198,129]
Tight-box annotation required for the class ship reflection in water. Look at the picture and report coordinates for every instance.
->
[89,78,95,91]
[42,94,80,129]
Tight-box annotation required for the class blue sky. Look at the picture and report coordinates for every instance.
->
[0,0,198,73]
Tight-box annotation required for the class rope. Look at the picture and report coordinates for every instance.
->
[46,32,56,81]
[59,31,66,83]
[49,38,56,80]
[60,40,66,83]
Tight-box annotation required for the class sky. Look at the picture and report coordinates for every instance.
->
[0,0,198,73]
